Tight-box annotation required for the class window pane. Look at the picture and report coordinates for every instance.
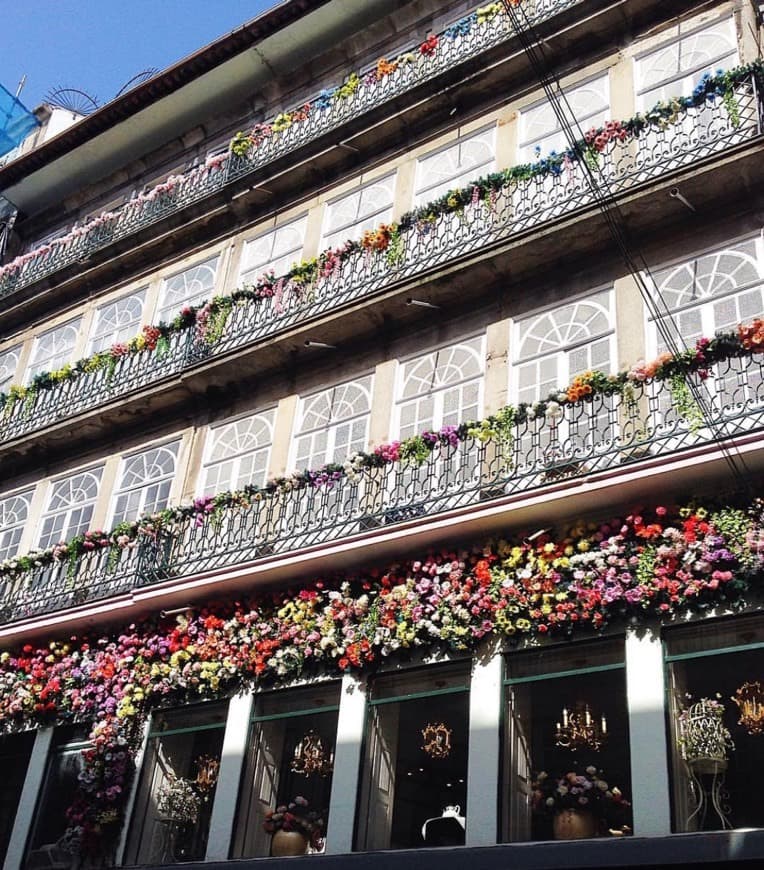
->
[88,290,146,354]
[665,616,764,833]
[38,468,103,549]
[414,129,496,205]
[321,176,396,250]
[233,683,341,858]
[111,442,179,525]
[0,488,34,561]
[295,377,372,467]
[157,257,219,322]
[503,641,632,842]
[203,411,274,492]
[26,319,82,383]
[239,216,308,284]
[126,703,227,864]
[357,663,470,851]
[0,345,20,393]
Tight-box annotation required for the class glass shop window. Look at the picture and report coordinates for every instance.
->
[356,662,470,851]
[664,614,764,833]
[24,724,91,868]
[0,730,34,865]
[503,641,632,842]
[233,682,341,858]
[125,702,227,865]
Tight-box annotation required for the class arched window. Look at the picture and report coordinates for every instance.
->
[414,128,496,205]
[321,175,396,250]
[397,336,484,439]
[518,76,609,161]
[0,488,34,561]
[239,216,307,285]
[202,410,275,493]
[649,237,764,353]
[37,468,103,549]
[513,292,614,404]
[294,376,373,469]
[0,345,20,394]
[635,17,738,108]
[26,318,82,383]
[157,257,219,322]
[88,289,146,353]
[110,442,180,525]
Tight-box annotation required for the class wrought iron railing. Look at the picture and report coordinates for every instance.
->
[0,0,584,299]
[0,78,760,447]
[1,352,762,625]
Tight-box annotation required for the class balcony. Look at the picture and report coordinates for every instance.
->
[0,0,587,301]
[1,349,763,627]
[0,75,761,453]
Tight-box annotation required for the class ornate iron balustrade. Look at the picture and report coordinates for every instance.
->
[0,0,583,299]
[2,352,763,625]
[0,78,760,448]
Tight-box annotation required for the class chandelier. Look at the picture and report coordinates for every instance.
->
[732,681,764,735]
[291,730,334,777]
[421,722,453,759]
[555,704,607,752]
[194,754,220,794]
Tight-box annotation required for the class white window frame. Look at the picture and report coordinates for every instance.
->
[36,466,104,550]
[413,126,497,206]
[320,174,396,251]
[0,344,21,393]
[200,409,276,495]
[87,289,147,354]
[0,486,35,561]
[634,16,739,109]
[238,215,308,286]
[25,317,82,383]
[108,440,181,527]
[155,256,220,323]
[395,335,486,439]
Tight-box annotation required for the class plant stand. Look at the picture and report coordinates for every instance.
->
[686,757,733,831]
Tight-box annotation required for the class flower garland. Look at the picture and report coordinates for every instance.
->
[1,315,762,583]
[0,495,762,854]
[0,61,759,420]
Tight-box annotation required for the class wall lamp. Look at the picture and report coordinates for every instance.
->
[669,187,696,212]
[304,340,337,349]
[406,298,441,310]
[160,605,193,618]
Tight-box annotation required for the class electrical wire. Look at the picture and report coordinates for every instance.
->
[500,0,754,495]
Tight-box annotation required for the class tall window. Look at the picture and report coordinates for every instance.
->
[414,128,496,206]
[156,257,219,323]
[37,467,103,549]
[25,726,91,865]
[0,731,35,866]
[503,641,632,842]
[239,216,307,285]
[233,683,341,858]
[513,291,614,405]
[357,663,470,851]
[321,175,396,251]
[0,488,34,561]
[518,76,610,161]
[648,236,764,353]
[126,703,227,864]
[293,377,373,470]
[635,17,738,109]
[87,289,146,354]
[201,410,275,494]
[110,441,179,526]
[396,337,484,439]
[665,615,764,833]
[0,345,20,393]
[26,318,82,383]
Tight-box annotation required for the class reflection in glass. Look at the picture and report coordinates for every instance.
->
[125,702,227,864]
[356,663,470,851]
[233,682,340,857]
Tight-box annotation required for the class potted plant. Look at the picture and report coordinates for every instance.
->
[531,766,631,840]
[263,796,325,856]
[678,696,735,774]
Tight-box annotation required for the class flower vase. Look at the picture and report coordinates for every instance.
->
[553,808,598,840]
[271,830,309,856]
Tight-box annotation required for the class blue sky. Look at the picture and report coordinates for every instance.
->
[1,1,278,111]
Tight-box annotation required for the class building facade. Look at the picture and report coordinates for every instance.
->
[1,0,764,868]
